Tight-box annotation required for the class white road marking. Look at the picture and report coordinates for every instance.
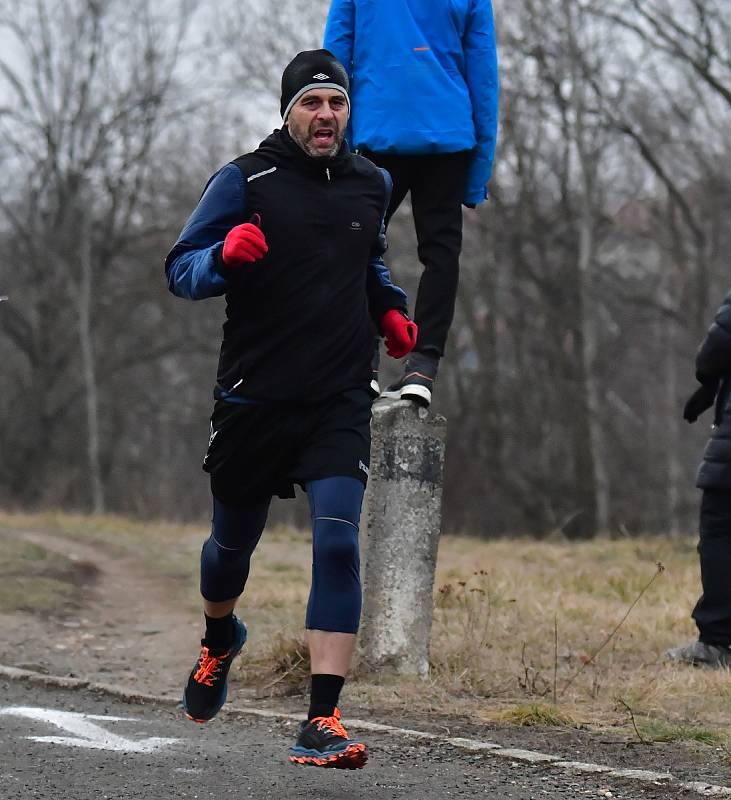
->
[0,706,179,753]
[2,664,731,795]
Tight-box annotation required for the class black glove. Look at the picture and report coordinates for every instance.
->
[683,384,718,423]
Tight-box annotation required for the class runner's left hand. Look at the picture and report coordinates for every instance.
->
[381,309,418,359]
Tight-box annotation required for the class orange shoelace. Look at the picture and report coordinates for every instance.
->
[193,647,226,686]
[312,709,348,739]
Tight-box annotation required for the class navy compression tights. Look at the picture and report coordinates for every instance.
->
[200,477,364,634]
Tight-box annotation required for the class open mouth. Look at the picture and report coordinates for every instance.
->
[312,128,335,144]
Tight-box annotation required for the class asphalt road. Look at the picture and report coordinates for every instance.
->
[0,680,700,799]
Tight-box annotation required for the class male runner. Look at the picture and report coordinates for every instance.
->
[165,49,416,768]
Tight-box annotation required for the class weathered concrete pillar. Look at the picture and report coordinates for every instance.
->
[358,398,447,677]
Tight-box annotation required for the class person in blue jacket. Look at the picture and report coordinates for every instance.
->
[324,0,499,406]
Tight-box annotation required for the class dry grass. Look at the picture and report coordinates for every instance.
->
[424,535,728,733]
[1,510,728,739]
[492,703,577,727]
[636,719,727,746]
[0,538,98,615]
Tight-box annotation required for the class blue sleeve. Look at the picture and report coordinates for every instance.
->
[164,164,247,300]
[323,0,355,74]
[367,168,408,326]
[463,0,500,206]
[323,0,356,147]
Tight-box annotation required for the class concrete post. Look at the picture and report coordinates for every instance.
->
[358,398,447,677]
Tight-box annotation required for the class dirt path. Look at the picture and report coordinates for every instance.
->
[2,524,731,790]
[0,527,197,698]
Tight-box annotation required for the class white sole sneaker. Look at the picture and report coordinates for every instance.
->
[380,383,432,407]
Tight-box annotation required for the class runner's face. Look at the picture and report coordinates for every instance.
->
[286,89,348,158]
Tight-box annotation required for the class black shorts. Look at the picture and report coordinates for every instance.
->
[203,388,372,506]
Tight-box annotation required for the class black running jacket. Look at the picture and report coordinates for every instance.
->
[165,127,407,402]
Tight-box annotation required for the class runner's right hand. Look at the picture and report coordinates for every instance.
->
[222,221,268,267]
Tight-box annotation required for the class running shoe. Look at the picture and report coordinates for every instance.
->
[665,639,731,669]
[182,616,247,722]
[381,351,439,408]
[288,707,368,769]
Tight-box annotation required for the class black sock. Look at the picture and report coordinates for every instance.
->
[203,612,234,650]
[308,674,345,720]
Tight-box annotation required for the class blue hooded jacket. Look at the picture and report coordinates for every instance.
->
[324,0,499,205]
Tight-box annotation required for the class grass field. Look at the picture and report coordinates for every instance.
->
[0,510,727,746]
[0,538,97,615]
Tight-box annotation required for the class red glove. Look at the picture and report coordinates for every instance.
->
[381,309,418,359]
[222,217,268,267]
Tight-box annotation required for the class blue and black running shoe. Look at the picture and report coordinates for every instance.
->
[288,708,368,769]
[182,616,247,723]
[380,351,438,408]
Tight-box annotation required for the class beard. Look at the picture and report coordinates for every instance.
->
[288,118,344,158]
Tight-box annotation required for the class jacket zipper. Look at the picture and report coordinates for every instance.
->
[326,167,331,182]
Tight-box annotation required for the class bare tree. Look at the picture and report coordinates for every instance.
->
[605,0,730,108]
[0,0,195,511]
[220,0,330,101]
[1,0,730,536]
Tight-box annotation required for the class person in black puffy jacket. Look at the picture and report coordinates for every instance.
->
[667,291,731,668]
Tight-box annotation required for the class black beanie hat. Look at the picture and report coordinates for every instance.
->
[280,49,350,121]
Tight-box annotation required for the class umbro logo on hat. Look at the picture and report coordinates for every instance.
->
[280,50,351,119]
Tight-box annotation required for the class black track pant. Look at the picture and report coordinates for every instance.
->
[692,489,731,645]
[363,150,471,357]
